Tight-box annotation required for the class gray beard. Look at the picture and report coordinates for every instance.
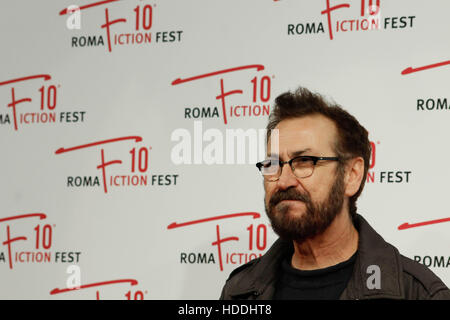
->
[265,171,345,243]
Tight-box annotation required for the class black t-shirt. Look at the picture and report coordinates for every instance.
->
[274,251,357,300]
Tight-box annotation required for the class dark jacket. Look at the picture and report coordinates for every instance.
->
[220,214,450,300]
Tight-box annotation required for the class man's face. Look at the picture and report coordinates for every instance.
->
[264,114,346,242]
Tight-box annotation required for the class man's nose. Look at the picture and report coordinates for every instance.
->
[276,164,300,190]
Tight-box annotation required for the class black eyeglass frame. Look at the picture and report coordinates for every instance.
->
[256,155,340,180]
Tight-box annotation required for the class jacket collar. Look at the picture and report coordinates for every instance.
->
[228,214,405,300]
[341,214,405,300]
[227,237,292,299]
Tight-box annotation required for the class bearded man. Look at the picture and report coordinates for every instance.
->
[220,87,450,300]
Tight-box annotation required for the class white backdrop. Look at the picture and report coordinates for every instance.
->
[0,0,449,299]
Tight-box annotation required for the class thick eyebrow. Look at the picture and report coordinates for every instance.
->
[267,148,311,159]
[289,149,312,158]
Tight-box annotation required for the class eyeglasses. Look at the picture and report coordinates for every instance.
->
[256,155,340,181]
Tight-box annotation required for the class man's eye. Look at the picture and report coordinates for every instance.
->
[293,157,313,167]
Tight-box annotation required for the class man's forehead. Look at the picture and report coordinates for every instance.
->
[267,116,337,156]
[276,115,336,132]
[267,148,312,158]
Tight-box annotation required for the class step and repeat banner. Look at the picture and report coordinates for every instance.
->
[0,0,449,299]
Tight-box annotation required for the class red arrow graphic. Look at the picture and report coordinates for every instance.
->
[59,0,121,15]
[171,64,265,85]
[55,136,142,154]
[401,59,450,75]
[0,213,46,223]
[50,279,138,295]
[167,212,261,229]
[398,217,450,230]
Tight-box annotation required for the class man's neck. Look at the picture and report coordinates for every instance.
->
[290,211,359,270]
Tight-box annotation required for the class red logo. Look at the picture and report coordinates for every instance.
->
[283,0,416,39]
[56,136,152,193]
[168,212,269,271]
[0,75,85,131]
[172,64,274,125]
[0,213,80,270]
[55,136,179,192]
[60,0,183,52]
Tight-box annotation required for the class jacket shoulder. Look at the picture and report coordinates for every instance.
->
[400,255,450,299]
[219,258,261,300]
[227,257,261,281]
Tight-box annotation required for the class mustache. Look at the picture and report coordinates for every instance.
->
[269,187,310,208]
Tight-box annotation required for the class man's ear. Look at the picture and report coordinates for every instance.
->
[344,157,365,197]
